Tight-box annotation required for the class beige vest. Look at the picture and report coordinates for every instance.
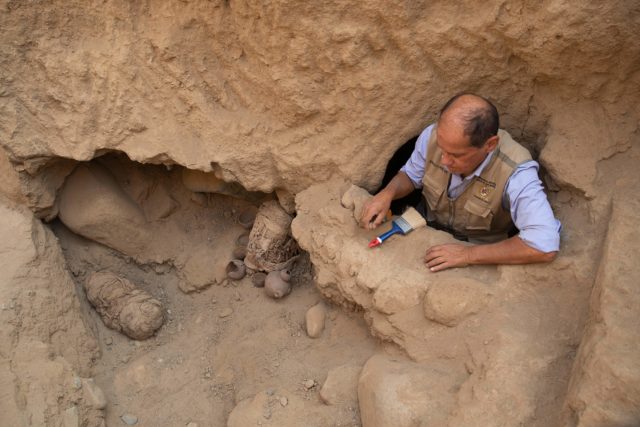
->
[421,126,532,243]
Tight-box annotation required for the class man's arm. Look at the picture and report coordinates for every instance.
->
[359,172,415,229]
[424,236,557,272]
[360,125,434,230]
[424,160,560,272]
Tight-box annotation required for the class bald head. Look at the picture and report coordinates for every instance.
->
[439,93,499,148]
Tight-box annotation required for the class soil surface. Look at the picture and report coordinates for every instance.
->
[52,218,381,427]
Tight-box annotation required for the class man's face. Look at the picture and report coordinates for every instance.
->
[436,120,493,177]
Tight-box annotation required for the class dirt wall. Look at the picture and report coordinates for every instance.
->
[1,1,639,426]
[1,0,638,206]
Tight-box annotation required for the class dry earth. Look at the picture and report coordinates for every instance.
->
[1,1,639,426]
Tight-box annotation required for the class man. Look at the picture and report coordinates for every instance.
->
[360,93,560,272]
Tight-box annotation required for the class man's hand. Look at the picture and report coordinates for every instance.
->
[359,191,392,230]
[424,237,557,272]
[424,243,471,272]
[359,172,416,230]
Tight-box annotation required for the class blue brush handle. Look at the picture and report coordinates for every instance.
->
[377,222,403,243]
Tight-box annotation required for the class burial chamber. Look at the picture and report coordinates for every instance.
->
[1,1,639,426]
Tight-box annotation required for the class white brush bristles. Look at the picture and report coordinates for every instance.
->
[400,207,427,230]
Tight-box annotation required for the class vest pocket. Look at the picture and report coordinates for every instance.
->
[422,173,444,209]
[463,199,493,231]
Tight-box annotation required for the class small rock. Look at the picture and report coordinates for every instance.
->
[219,307,233,318]
[251,272,267,288]
[358,355,465,427]
[63,405,79,427]
[279,396,288,407]
[305,303,326,338]
[319,364,362,406]
[121,414,138,425]
[423,277,490,327]
[73,376,82,390]
[104,337,113,345]
[303,379,316,390]
[263,408,272,419]
[82,378,108,409]
[266,387,275,396]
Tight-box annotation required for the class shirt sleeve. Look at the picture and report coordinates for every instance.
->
[504,161,561,253]
[399,124,434,189]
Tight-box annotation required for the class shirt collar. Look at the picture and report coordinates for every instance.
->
[456,149,496,181]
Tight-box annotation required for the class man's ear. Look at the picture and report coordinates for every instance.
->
[483,135,499,153]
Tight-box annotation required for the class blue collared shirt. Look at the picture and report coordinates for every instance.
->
[400,124,561,253]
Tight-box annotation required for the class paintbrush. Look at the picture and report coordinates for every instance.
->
[368,207,426,248]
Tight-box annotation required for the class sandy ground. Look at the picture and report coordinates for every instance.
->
[52,220,381,426]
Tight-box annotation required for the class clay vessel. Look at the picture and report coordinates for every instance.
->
[238,206,258,229]
[226,259,246,280]
[252,272,267,288]
[236,232,250,247]
[232,246,247,260]
[264,270,291,299]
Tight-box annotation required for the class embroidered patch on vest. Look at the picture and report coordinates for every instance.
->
[478,186,493,202]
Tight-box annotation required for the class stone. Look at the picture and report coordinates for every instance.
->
[358,354,466,427]
[63,405,79,427]
[340,184,372,224]
[303,379,316,390]
[58,163,151,256]
[121,414,138,425]
[422,277,491,327]
[176,244,227,293]
[279,396,288,407]
[226,392,269,427]
[218,307,233,318]
[305,303,327,338]
[319,364,361,406]
[82,378,108,410]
